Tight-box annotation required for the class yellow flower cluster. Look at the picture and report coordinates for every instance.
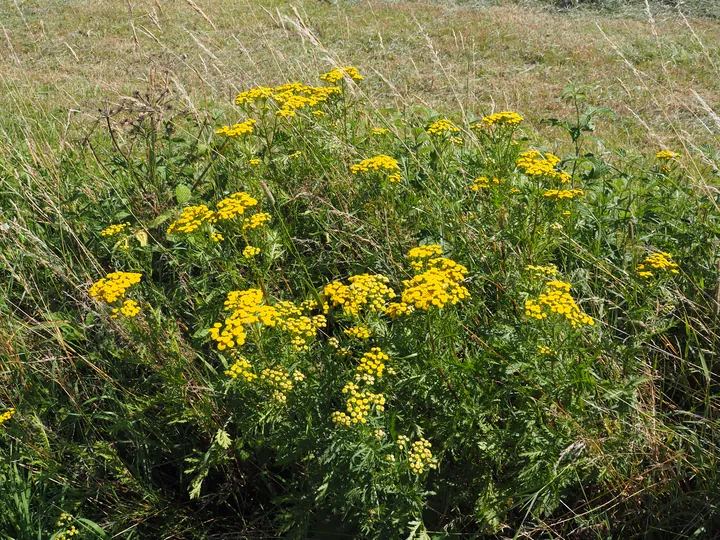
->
[111,299,141,319]
[350,154,402,183]
[215,119,256,137]
[320,66,364,84]
[344,325,372,339]
[525,280,594,328]
[397,435,409,448]
[236,83,342,118]
[401,256,470,310]
[225,357,257,382]
[89,272,142,304]
[408,438,438,474]
[211,290,325,351]
[637,252,680,279]
[0,408,15,425]
[100,222,130,237]
[211,233,224,243]
[331,382,386,426]
[56,526,79,540]
[371,127,390,136]
[478,111,524,127]
[656,150,680,160]
[426,119,460,136]
[243,246,261,259]
[407,244,443,270]
[356,347,388,383]
[242,212,272,230]
[272,301,327,351]
[249,158,261,166]
[526,264,558,277]
[167,205,215,234]
[516,150,571,183]
[215,192,259,221]
[543,189,584,200]
[384,301,414,319]
[537,344,553,356]
[322,274,396,316]
[471,176,500,191]
[260,366,304,403]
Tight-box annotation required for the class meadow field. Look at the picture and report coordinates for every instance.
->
[1,0,720,538]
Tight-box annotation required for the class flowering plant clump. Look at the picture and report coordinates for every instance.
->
[656,150,680,161]
[526,264,558,278]
[320,66,364,84]
[0,408,15,425]
[331,382,386,426]
[167,205,215,235]
[100,222,130,237]
[215,119,256,137]
[215,192,259,221]
[225,357,257,382]
[355,347,388,383]
[477,111,524,128]
[260,366,304,403]
[401,252,470,310]
[322,274,396,317]
[636,252,680,279]
[89,271,142,304]
[471,176,500,190]
[350,154,402,183]
[543,189,584,200]
[407,438,438,474]
[525,280,594,327]
[426,119,460,136]
[235,82,342,118]
[407,244,443,270]
[516,149,571,183]
[344,325,372,339]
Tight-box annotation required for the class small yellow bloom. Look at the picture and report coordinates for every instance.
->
[243,246,261,259]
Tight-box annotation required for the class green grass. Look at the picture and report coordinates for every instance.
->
[1,1,720,539]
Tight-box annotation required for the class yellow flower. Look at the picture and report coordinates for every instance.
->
[236,83,342,117]
[517,150,571,183]
[344,325,372,339]
[471,176,500,191]
[356,347,388,383]
[350,155,402,183]
[408,437,438,474]
[111,299,141,319]
[89,272,142,304]
[537,344,553,356]
[243,245,261,259]
[225,357,257,382]
[371,127,390,136]
[215,119,256,137]
[402,256,470,310]
[384,301,414,319]
[242,212,272,230]
[543,189,584,200]
[426,119,460,136]
[525,280,594,327]
[322,274,396,317]
[167,205,215,235]
[407,244,443,270]
[636,252,679,279]
[215,192,259,221]
[320,66,364,84]
[331,381,385,426]
[525,264,558,278]
[476,111,523,128]
[249,158,261,166]
[211,232,224,243]
[0,408,16,425]
[656,150,680,161]
[100,222,130,237]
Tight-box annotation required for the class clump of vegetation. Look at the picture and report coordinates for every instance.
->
[1,66,718,539]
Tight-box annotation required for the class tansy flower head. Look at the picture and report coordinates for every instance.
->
[0,408,16,425]
[517,150,571,183]
[350,154,402,183]
[320,66,364,84]
[167,205,215,234]
[525,280,594,328]
[215,192,259,221]
[101,222,130,237]
[89,272,142,304]
[243,246,261,259]
[215,119,256,137]
[636,252,679,279]
[477,111,523,128]
[471,176,500,191]
[656,150,680,161]
[543,189,584,200]
[426,119,460,136]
